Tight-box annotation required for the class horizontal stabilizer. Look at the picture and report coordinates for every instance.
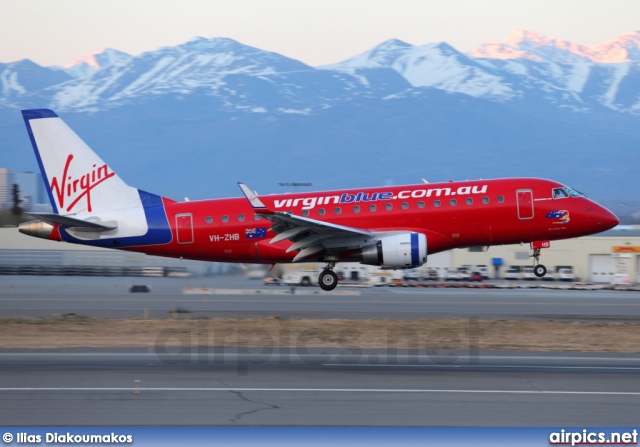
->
[28,213,117,231]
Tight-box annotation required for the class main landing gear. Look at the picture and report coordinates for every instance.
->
[318,261,338,291]
[531,248,547,278]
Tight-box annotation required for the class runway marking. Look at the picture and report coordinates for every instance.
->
[2,298,640,307]
[325,363,640,371]
[1,353,639,362]
[0,387,639,396]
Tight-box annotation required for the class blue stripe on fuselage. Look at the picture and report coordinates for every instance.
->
[21,110,60,214]
[410,232,419,267]
[59,189,172,248]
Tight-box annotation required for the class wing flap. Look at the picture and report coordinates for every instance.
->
[239,182,375,261]
[271,226,312,244]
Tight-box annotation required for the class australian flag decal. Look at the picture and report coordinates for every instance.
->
[545,210,570,224]
[245,227,267,239]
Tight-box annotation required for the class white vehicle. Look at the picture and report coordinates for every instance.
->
[523,266,537,280]
[458,268,471,281]
[541,270,556,281]
[283,269,317,286]
[371,271,393,286]
[476,265,490,279]
[422,269,440,281]
[611,273,631,285]
[246,269,267,280]
[445,269,459,281]
[557,268,574,282]
[403,268,420,281]
[505,268,520,280]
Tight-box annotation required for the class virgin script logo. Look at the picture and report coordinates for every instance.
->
[50,154,116,212]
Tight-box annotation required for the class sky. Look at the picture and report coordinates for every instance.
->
[1,0,639,67]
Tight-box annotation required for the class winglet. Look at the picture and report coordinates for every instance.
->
[238,182,267,209]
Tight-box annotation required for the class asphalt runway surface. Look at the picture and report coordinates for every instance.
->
[1,275,640,321]
[2,275,640,426]
[1,350,639,426]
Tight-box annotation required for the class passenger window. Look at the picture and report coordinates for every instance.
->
[385,203,392,211]
[335,207,341,215]
[318,208,325,216]
[205,216,213,224]
[254,215,261,220]
[370,204,376,212]
[450,199,457,206]
[222,215,229,223]
[401,202,409,210]
[418,201,425,208]
[354,205,360,213]
[238,214,245,222]
[434,200,440,207]
[302,210,309,217]
[466,198,473,205]
[497,196,504,203]
[482,197,489,204]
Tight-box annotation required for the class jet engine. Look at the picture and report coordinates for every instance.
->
[360,232,427,268]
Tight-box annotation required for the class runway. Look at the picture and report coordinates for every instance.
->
[2,275,640,426]
[1,350,639,426]
[1,275,640,321]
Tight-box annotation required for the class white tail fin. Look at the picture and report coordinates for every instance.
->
[22,109,140,215]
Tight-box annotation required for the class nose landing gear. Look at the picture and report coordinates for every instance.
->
[530,241,549,278]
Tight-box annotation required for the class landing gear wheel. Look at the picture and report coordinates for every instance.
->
[319,270,338,291]
[534,264,547,278]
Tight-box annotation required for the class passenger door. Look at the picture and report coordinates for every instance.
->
[175,213,194,244]
[516,190,534,220]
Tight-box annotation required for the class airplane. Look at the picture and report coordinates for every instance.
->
[18,109,619,291]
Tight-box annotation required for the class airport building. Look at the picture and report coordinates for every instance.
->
[0,169,51,212]
[0,168,13,210]
[0,228,230,277]
[448,227,640,283]
[14,171,49,212]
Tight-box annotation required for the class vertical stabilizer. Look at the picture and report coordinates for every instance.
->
[20,109,172,247]
[22,109,141,215]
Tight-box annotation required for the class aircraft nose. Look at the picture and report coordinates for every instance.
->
[592,205,619,230]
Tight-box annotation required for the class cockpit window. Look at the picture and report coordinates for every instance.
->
[552,188,569,199]
[553,186,585,199]
[565,186,584,197]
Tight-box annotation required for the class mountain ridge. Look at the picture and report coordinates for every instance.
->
[0,29,638,209]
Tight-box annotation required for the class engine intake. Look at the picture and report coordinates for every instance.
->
[360,232,427,268]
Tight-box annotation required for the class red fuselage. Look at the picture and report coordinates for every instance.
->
[133,177,618,264]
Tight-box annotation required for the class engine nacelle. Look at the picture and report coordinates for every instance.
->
[360,232,427,268]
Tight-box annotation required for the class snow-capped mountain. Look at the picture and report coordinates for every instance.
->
[322,29,640,113]
[64,48,132,78]
[468,29,640,113]
[472,28,640,63]
[320,39,515,100]
[46,37,412,112]
[0,59,71,108]
[2,30,640,114]
[0,31,639,205]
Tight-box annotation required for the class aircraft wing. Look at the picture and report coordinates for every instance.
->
[238,183,375,261]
